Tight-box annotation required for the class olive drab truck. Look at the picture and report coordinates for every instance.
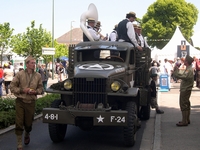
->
[42,41,152,147]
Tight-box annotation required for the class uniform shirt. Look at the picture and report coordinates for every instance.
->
[10,69,43,103]
[117,19,139,47]
[173,65,194,92]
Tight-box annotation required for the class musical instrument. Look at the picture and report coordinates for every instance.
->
[80,3,98,41]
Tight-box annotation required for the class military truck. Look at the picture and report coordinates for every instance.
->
[43,41,152,147]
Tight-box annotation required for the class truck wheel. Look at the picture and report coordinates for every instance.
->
[140,104,151,120]
[123,101,137,147]
[48,99,67,143]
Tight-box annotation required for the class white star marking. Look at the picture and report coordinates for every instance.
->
[96,115,105,123]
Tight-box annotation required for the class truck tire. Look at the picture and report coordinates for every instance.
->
[140,104,151,120]
[123,101,137,147]
[48,99,67,143]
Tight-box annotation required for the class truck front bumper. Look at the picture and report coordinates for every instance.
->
[43,108,128,126]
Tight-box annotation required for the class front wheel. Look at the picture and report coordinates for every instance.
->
[48,99,67,143]
[123,101,137,147]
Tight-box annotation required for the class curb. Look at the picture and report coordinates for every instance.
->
[153,91,161,150]
[0,114,43,135]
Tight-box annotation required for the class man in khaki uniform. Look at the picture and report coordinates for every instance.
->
[10,56,43,150]
[173,55,194,126]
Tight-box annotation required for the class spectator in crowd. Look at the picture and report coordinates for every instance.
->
[38,64,49,94]
[57,63,65,82]
[164,58,173,89]
[3,63,14,96]
[149,74,164,114]
[10,56,43,150]
[19,63,24,71]
[195,57,200,88]
[173,55,194,126]
[0,65,4,97]
[117,11,142,51]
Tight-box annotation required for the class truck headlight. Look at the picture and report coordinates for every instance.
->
[64,80,72,90]
[111,81,121,92]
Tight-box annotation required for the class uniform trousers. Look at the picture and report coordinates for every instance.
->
[179,90,191,111]
[15,98,35,135]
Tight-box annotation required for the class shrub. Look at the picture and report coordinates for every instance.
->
[0,94,60,129]
[0,97,15,111]
[35,94,60,115]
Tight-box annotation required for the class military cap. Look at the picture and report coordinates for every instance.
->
[25,56,35,63]
[150,74,158,78]
[185,55,194,64]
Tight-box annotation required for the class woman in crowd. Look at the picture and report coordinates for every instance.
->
[0,65,4,97]
[3,63,14,96]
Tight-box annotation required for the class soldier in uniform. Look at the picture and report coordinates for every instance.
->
[117,11,142,51]
[10,56,43,150]
[173,55,194,126]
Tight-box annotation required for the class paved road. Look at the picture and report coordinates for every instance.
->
[0,114,155,150]
[0,78,156,150]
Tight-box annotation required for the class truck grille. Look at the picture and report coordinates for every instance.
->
[73,78,107,107]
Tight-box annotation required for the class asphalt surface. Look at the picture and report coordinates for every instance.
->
[1,78,200,149]
[153,82,200,150]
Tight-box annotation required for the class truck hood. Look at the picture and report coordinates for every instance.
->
[74,62,126,78]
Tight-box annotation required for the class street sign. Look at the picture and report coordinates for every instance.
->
[42,47,55,55]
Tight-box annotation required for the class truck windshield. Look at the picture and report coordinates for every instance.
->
[77,49,126,62]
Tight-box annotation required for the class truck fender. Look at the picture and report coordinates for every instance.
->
[127,87,139,97]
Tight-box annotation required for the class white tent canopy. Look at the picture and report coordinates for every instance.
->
[157,26,200,61]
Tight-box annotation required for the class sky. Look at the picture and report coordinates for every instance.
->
[1,0,200,47]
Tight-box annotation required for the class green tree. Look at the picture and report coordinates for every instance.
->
[0,23,14,65]
[142,0,198,49]
[11,21,51,59]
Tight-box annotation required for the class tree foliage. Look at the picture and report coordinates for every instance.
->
[142,0,198,49]
[0,23,14,64]
[11,21,51,59]
[11,20,68,63]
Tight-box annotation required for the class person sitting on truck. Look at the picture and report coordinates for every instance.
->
[83,18,101,41]
[136,26,150,48]
[117,11,142,51]
[109,24,118,41]
[150,74,164,114]
[94,21,108,41]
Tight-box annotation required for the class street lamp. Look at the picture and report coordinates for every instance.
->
[52,0,55,79]
[70,21,75,44]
